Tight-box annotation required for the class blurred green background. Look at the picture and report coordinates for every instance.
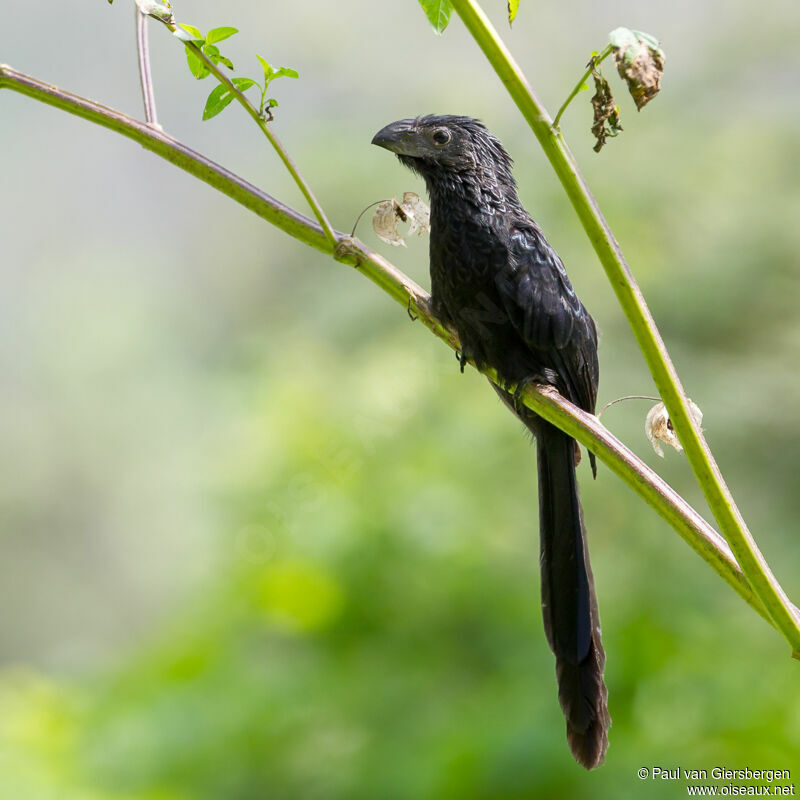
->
[1,1,799,797]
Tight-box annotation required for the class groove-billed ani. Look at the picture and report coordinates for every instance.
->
[372,115,610,769]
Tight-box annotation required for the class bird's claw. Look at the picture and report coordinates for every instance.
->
[512,377,538,414]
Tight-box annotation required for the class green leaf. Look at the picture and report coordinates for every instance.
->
[173,27,202,44]
[256,54,274,84]
[271,67,299,81]
[233,77,256,92]
[202,84,237,121]
[417,0,453,34]
[201,44,235,71]
[178,23,203,40]
[206,26,238,44]
[267,98,278,108]
[185,45,210,79]
[508,0,520,25]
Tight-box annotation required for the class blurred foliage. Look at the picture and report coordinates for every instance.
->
[1,0,799,798]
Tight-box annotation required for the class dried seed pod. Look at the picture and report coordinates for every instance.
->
[372,193,431,247]
[645,400,703,458]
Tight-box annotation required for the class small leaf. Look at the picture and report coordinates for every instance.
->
[266,98,278,108]
[173,29,200,44]
[256,55,274,83]
[417,0,453,34]
[271,67,299,81]
[609,27,665,110]
[590,69,622,152]
[508,0,520,25]
[177,23,203,41]
[233,77,256,92]
[185,45,210,79]
[201,44,234,71]
[202,84,236,121]
[206,26,238,44]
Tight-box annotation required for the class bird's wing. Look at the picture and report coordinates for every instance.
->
[495,224,599,412]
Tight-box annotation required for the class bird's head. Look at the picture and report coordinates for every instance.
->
[371,115,514,190]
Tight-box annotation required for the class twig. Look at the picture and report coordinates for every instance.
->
[151,17,337,247]
[136,9,159,127]
[350,200,387,237]
[0,62,793,637]
[449,0,800,651]
[598,394,660,417]
[552,44,612,131]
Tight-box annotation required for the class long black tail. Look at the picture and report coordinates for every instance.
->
[536,419,609,769]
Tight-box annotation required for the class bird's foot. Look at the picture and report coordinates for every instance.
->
[511,376,540,414]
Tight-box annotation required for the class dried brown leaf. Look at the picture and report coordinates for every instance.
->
[610,28,666,111]
[590,69,623,153]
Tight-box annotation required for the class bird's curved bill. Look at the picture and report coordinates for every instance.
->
[371,119,419,156]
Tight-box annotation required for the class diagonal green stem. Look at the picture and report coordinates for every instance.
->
[152,17,337,246]
[0,63,794,645]
[449,0,800,651]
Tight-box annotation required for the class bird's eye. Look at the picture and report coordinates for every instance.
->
[432,129,451,146]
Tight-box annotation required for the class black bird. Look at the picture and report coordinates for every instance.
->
[372,115,610,769]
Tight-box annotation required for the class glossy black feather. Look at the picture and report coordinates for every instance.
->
[373,115,609,768]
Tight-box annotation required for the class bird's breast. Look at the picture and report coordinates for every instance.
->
[430,209,507,291]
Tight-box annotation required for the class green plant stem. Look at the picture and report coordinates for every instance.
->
[0,63,791,638]
[551,43,612,130]
[519,384,772,627]
[154,18,337,247]
[449,0,800,652]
